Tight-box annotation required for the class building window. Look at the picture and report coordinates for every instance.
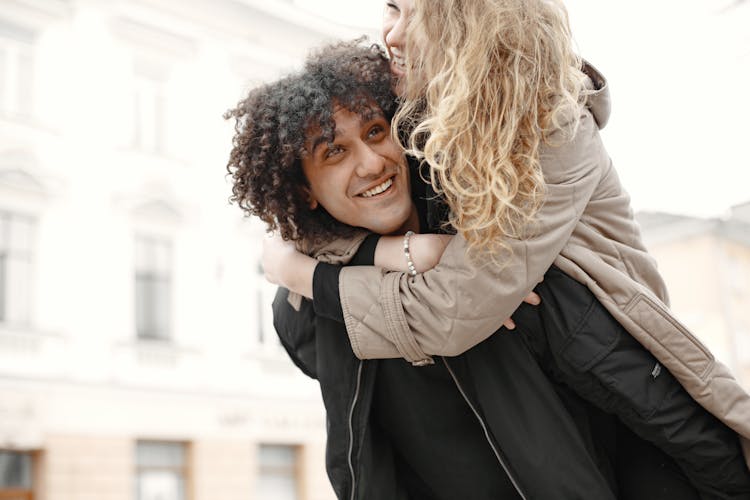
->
[135,441,188,500]
[135,236,171,340]
[0,21,35,119]
[132,74,166,153]
[0,450,33,500]
[256,444,299,500]
[130,54,168,155]
[0,211,35,325]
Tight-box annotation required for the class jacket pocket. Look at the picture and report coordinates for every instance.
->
[556,294,676,420]
[624,293,714,380]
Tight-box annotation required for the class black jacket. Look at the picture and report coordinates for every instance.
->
[272,262,621,500]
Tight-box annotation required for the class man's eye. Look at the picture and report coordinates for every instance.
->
[367,125,385,139]
[324,145,343,159]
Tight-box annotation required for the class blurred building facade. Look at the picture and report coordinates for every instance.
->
[0,0,372,499]
[2,0,750,499]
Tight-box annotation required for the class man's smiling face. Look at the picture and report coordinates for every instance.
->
[302,105,416,235]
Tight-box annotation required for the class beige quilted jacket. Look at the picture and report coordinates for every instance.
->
[329,65,750,468]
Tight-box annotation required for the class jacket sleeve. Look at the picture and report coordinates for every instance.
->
[271,233,383,378]
[340,107,610,363]
[273,286,319,379]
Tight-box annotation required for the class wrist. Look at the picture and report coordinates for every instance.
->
[374,236,403,271]
[403,231,417,277]
[409,234,452,272]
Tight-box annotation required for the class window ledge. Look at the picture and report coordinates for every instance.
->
[116,146,190,168]
[243,346,299,375]
[0,112,60,135]
[0,324,66,354]
[113,339,201,369]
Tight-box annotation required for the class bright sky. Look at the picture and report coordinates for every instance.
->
[294,0,750,218]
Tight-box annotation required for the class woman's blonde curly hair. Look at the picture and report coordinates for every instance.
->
[394,0,588,262]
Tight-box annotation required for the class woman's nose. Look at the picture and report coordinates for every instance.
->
[385,17,405,48]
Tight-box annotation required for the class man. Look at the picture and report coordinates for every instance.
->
[226,41,709,499]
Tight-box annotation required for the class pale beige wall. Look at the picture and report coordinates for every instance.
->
[723,240,750,386]
[44,436,132,500]
[191,439,254,500]
[37,435,333,500]
[299,440,336,500]
[648,235,722,311]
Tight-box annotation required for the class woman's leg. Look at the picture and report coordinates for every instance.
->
[514,266,750,500]
[535,367,702,500]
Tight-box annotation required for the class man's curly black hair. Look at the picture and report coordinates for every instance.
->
[225,39,398,245]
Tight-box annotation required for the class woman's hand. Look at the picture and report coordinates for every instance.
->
[503,291,541,331]
[261,234,317,298]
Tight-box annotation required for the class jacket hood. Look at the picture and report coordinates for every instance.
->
[582,61,611,129]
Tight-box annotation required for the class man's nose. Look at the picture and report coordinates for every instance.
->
[355,145,386,178]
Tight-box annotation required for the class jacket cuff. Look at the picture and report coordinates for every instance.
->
[312,262,344,321]
[312,233,381,322]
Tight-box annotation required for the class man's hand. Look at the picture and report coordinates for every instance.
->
[261,234,297,286]
[261,234,317,298]
[502,291,541,330]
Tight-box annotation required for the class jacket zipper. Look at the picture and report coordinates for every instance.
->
[347,360,364,500]
[441,356,528,500]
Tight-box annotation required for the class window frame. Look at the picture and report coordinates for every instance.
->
[255,443,302,500]
[134,234,173,341]
[0,449,36,500]
[0,21,36,120]
[0,210,36,326]
[134,440,191,500]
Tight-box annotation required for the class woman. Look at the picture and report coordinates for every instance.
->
[232,41,635,500]
[262,0,750,498]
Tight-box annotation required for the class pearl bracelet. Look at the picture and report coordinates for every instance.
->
[403,230,417,277]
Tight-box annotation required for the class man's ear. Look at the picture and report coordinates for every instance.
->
[303,187,319,210]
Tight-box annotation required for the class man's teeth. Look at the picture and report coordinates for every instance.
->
[361,178,393,198]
